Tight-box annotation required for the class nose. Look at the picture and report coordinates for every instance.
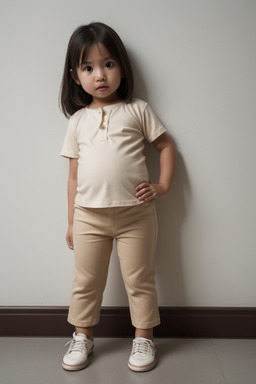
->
[95,67,106,82]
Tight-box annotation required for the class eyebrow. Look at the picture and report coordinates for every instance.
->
[81,56,114,65]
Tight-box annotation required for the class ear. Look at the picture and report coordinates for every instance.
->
[70,69,81,85]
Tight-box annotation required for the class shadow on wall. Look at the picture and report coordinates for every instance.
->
[144,142,190,306]
[131,51,191,306]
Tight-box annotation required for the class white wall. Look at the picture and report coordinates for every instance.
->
[0,0,255,307]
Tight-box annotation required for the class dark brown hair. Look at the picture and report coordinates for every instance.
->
[59,22,134,117]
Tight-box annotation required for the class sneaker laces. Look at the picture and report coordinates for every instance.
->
[132,338,154,356]
[65,335,86,354]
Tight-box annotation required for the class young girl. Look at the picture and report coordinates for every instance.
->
[60,22,175,372]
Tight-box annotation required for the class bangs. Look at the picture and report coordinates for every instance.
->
[78,41,107,66]
[70,36,96,69]
[77,43,93,66]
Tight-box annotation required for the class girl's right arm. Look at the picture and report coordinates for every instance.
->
[65,158,78,250]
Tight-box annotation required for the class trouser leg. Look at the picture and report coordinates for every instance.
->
[68,206,113,328]
[116,202,160,329]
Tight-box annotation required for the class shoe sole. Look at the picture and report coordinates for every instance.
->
[62,349,93,371]
[128,359,156,372]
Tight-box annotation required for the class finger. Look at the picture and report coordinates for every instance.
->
[69,239,74,250]
[144,195,155,201]
[138,190,154,200]
[136,187,150,197]
[136,182,150,191]
[66,235,73,250]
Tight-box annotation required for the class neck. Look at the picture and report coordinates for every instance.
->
[88,96,122,110]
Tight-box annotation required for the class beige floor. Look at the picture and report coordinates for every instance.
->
[1,337,256,384]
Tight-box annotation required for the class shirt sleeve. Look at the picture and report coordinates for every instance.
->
[60,114,79,159]
[141,104,166,142]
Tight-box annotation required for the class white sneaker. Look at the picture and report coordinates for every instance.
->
[62,332,94,371]
[128,337,156,372]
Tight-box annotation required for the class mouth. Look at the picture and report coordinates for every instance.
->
[97,85,108,92]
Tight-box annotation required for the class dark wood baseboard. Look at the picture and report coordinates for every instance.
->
[1,306,256,338]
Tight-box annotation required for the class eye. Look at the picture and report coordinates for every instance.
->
[105,61,114,68]
[83,65,93,72]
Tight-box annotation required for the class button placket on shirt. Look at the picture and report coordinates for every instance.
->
[97,108,110,141]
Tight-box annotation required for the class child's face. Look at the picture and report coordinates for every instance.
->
[73,43,122,107]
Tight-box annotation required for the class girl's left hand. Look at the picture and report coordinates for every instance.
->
[135,182,168,201]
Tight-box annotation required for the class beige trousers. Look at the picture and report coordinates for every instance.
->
[68,201,160,329]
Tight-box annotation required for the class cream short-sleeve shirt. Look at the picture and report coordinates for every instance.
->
[61,98,166,207]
